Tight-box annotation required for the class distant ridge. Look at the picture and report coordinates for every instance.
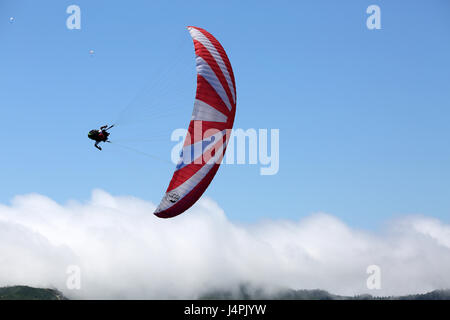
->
[199,284,450,300]
[0,286,67,300]
[0,285,449,300]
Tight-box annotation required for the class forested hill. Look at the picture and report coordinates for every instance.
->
[0,286,66,300]
[199,286,450,300]
[0,285,449,300]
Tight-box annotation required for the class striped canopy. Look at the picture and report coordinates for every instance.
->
[154,26,236,218]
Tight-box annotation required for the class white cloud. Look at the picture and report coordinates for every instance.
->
[0,189,449,299]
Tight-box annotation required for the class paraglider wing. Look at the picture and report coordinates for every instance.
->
[154,26,236,218]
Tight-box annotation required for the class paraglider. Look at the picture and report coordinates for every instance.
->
[87,27,236,218]
[154,26,236,218]
[88,125,114,150]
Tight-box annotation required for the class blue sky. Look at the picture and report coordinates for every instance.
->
[0,0,449,229]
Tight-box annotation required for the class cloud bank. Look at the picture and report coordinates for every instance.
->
[0,190,449,299]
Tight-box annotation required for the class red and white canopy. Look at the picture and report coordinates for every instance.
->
[154,26,236,218]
